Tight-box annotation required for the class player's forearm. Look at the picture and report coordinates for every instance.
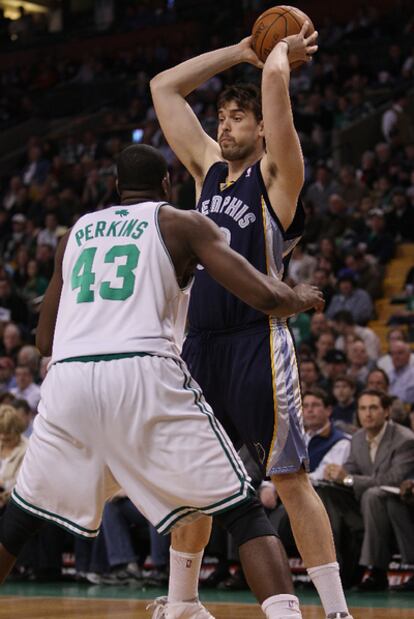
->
[151,45,243,97]
[260,279,305,318]
[263,41,290,85]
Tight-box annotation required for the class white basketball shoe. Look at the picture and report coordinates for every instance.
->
[147,596,215,619]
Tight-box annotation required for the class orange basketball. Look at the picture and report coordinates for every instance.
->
[251,5,315,68]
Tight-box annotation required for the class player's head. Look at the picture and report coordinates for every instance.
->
[217,84,264,162]
[116,145,170,201]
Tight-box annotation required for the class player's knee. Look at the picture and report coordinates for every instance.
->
[172,515,212,553]
[272,467,311,502]
[215,497,277,549]
[0,500,44,557]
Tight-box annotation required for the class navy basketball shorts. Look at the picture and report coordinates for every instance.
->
[182,319,309,476]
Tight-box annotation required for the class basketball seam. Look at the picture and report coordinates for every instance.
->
[286,8,302,30]
[259,10,290,60]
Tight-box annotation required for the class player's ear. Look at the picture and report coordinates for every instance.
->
[162,173,171,202]
[258,119,265,138]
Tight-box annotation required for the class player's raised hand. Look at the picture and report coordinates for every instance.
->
[281,21,318,65]
[237,36,264,69]
[293,283,325,313]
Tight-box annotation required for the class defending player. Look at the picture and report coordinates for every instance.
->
[0,145,325,619]
[151,23,352,619]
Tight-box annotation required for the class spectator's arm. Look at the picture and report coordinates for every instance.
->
[352,439,414,497]
[311,439,351,482]
[36,231,70,356]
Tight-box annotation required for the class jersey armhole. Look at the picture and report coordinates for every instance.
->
[255,162,305,241]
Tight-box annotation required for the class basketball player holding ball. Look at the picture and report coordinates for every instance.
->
[151,7,352,619]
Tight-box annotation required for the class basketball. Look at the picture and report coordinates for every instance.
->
[251,5,315,67]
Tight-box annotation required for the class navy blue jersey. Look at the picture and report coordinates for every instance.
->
[188,160,305,331]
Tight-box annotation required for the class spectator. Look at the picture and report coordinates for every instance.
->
[332,376,357,428]
[2,214,30,265]
[299,359,321,392]
[312,268,335,308]
[347,338,374,385]
[382,90,414,145]
[22,146,50,187]
[1,323,23,362]
[303,311,328,353]
[17,346,41,382]
[304,389,351,483]
[304,164,339,214]
[10,366,41,412]
[320,194,353,239]
[0,357,16,394]
[386,341,414,404]
[315,330,336,376]
[377,328,413,375]
[287,243,316,285]
[0,277,29,325]
[0,404,28,513]
[37,213,60,250]
[332,311,380,361]
[337,165,366,211]
[326,274,374,325]
[364,210,395,265]
[319,390,414,589]
[366,368,389,393]
[11,398,33,438]
[386,188,414,242]
[320,349,349,394]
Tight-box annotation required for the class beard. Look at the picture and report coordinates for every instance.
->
[219,139,256,162]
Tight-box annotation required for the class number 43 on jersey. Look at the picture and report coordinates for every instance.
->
[71,244,139,303]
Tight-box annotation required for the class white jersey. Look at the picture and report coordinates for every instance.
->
[52,202,192,363]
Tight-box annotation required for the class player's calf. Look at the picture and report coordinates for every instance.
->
[0,500,44,583]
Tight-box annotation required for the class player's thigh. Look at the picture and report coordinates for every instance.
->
[102,355,253,535]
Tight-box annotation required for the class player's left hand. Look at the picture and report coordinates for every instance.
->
[281,21,318,65]
[237,36,264,69]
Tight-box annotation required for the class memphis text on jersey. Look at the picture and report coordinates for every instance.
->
[199,194,256,228]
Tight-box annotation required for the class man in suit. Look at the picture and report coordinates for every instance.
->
[319,389,414,589]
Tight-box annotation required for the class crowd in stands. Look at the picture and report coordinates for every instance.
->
[0,0,413,594]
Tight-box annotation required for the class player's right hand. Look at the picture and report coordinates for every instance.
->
[294,283,325,313]
[237,36,264,69]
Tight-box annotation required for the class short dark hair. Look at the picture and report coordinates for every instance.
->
[367,367,390,387]
[303,387,331,407]
[358,388,391,409]
[333,374,356,390]
[217,83,262,122]
[116,145,168,193]
[12,398,31,414]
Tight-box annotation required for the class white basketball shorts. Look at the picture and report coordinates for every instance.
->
[13,353,253,537]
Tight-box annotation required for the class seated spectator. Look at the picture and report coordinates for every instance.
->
[312,267,336,309]
[377,327,414,374]
[1,323,23,363]
[315,330,336,376]
[332,376,357,428]
[10,366,41,412]
[0,357,16,394]
[386,341,414,404]
[299,358,322,392]
[332,310,380,361]
[304,163,339,214]
[287,243,317,285]
[320,349,349,394]
[302,311,328,353]
[364,209,395,265]
[22,260,48,303]
[382,90,414,145]
[304,389,351,483]
[37,213,60,250]
[347,338,374,385]
[319,390,414,589]
[12,398,33,438]
[0,278,29,326]
[386,187,414,242]
[326,274,374,325]
[320,194,353,240]
[0,404,28,513]
[16,346,41,383]
[366,368,389,393]
[337,165,366,211]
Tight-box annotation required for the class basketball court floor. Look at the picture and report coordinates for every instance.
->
[0,582,413,618]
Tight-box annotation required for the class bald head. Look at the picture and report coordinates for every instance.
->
[390,341,411,370]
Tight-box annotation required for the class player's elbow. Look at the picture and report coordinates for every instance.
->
[150,72,174,95]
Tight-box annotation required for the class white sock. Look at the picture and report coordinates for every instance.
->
[307,562,349,616]
[262,594,302,618]
[168,547,204,603]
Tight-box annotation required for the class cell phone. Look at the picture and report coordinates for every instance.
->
[132,128,144,143]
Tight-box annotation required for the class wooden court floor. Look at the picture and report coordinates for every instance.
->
[0,597,413,619]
